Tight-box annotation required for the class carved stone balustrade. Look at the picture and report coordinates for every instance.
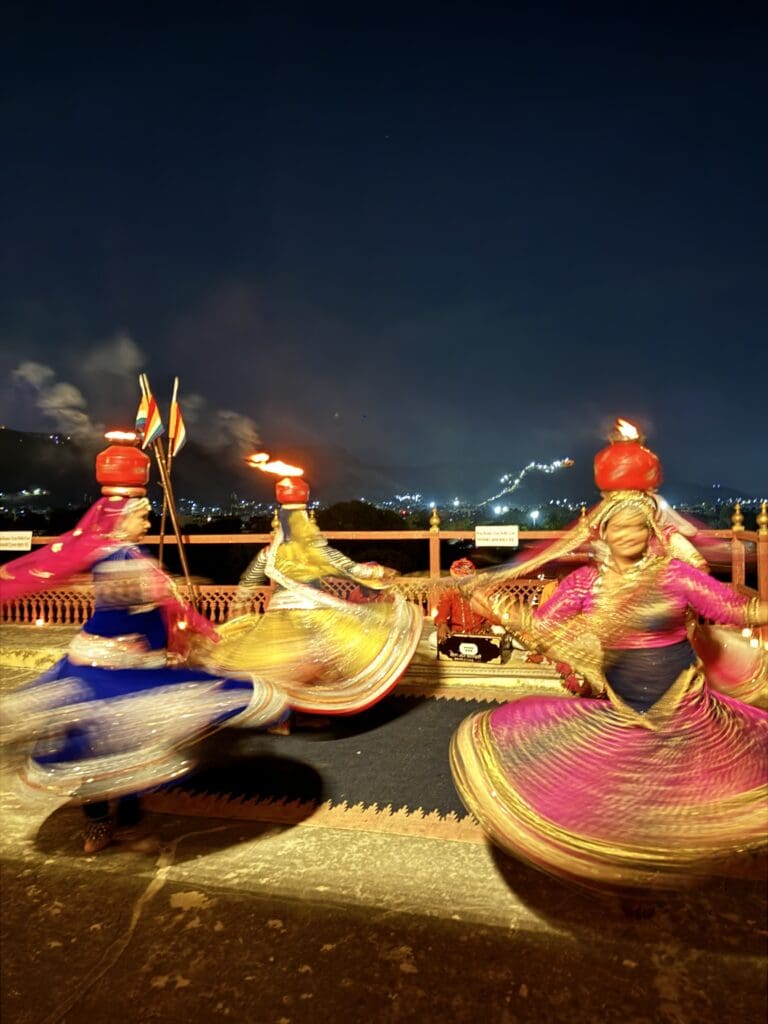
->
[1,579,549,627]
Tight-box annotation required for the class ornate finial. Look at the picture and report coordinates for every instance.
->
[731,502,744,533]
[429,507,440,532]
[309,508,317,524]
[580,504,587,521]
[757,500,768,537]
[271,508,279,532]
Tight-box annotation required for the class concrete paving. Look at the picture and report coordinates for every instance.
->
[2,625,767,1024]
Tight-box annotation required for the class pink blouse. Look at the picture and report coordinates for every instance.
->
[534,559,749,649]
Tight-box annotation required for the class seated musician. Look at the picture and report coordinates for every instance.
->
[435,559,493,643]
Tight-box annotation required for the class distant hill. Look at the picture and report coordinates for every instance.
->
[0,427,408,506]
[0,428,98,503]
[0,427,753,508]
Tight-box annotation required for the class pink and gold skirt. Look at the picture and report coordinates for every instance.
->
[450,669,768,890]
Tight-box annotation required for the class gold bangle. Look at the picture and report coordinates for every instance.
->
[744,597,761,626]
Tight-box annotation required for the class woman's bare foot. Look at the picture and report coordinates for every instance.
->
[120,834,162,854]
[113,824,148,842]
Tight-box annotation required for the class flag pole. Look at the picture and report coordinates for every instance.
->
[140,373,198,609]
[158,376,179,566]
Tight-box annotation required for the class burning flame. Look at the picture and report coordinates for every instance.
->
[105,430,138,443]
[246,452,304,477]
[615,418,640,441]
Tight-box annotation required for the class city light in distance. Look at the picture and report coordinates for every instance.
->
[479,458,574,508]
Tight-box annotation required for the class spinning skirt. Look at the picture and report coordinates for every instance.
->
[211,592,422,714]
[450,665,768,890]
[2,657,289,801]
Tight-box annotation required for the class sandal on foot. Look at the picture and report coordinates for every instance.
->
[83,820,114,854]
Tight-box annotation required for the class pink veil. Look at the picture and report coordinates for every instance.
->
[0,496,136,602]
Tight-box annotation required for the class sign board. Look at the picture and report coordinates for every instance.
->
[0,531,33,552]
[474,525,519,548]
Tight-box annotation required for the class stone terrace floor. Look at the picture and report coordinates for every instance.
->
[1,625,766,1024]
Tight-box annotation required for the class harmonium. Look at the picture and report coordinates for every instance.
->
[437,633,503,664]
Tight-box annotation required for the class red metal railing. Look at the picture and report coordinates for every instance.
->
[3,508,765,626]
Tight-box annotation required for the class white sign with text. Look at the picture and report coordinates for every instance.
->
[0,531,33,552]
[474,525,520,548]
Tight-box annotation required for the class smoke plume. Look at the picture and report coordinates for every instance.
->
[12,361,103,443]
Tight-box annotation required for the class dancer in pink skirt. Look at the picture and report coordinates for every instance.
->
[451,422,767,890]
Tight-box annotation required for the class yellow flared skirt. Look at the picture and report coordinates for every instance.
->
[210,593,422,714]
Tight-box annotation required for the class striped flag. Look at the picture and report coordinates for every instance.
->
[134,393,149,435]
[141,393,165,449]
[168,397,186,458]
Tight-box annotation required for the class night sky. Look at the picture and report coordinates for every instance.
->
[2,2,766,501]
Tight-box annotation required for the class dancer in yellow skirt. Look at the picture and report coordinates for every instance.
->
[209,472,422,715]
